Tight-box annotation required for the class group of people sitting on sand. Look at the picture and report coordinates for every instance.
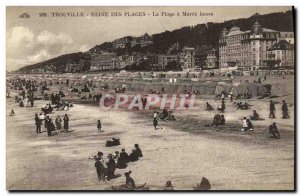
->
[150,89,161,94]
[115,86,126,93]
[52,100,73,111]
[235,101,252,110]
[92,144,143,181]
[205,113,225,129]
[217,99,226,113]
[111,173,211,191]
[17,96,35,108]
[41,103,53,114]
[50,92,63,105]
[8,78,39,92]
[203,94,290,139]
[152,109,176,130]
[241,117,254,132]
[15,88,36,108]
[156,109,176,121]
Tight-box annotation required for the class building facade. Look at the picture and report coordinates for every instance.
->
[90,52,119,71]
[194,45,218,69]
[158,55,178,69]
[278,32,294,44]
[65,59,86,73]
[219,21,281,70]
[205,48,218,69]
[267,40,294,67]
[180,47,195,69]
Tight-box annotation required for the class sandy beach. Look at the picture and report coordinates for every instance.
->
[6,76,295,190]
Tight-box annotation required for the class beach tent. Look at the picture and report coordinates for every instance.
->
[248,82,260,97]
[164,83,179,93]
[191,84,202,93]
[231,82,249,97]
[176,84,192,94]
[215,82,232,95]
[185,84,193,92]
[243,82,272,97]
[202,81,217,95]
[177,85,186,94]
[258,84,272,96]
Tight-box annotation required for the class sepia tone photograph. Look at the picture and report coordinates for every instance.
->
[6,6,295,191]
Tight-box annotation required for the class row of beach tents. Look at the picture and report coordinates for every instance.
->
[95,80,272,97]
[10,74,272,97]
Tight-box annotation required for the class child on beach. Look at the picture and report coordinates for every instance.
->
[97,120,102,132]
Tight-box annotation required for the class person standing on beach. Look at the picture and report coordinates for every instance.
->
[106,154,116,180]
[97,120,102,133]
[63,114,69,132]
[94,152,105,181]
[269,100,276,118]
[282,100,290,119]
[55,115,62,133]
[241,117,248,132]
[30,96,34,107]
[153,111,158,130]
[35,113,41,134]
[45,116,51,136]
[217,99,225,113]
[39,113,45,131]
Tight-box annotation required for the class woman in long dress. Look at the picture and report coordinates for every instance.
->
[55,115,62,133]
[63,114,69,132]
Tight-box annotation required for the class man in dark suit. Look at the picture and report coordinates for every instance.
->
[269,100,276,118]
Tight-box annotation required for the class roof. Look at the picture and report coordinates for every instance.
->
[262,28,278,33]
[268,40,294,51]
[225,28,278,37]
[226,29,245,37]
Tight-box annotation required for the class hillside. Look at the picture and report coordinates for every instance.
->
[17,10,294,73]
[17,52,89,73]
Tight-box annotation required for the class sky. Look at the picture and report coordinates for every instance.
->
[6,6,292,71]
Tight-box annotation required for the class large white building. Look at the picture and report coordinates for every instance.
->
[219,21,282,70]
[90,52,119,71]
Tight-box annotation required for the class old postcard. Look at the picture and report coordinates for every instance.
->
[6,6,295,191]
